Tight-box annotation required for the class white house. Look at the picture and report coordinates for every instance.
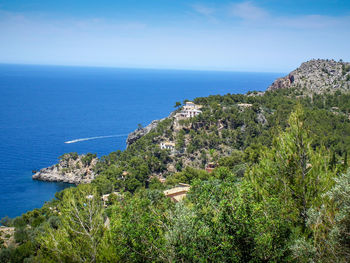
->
[160,141,175,151]
[177,101,202,119]
[182,108,202,118]
[237,103,253,108]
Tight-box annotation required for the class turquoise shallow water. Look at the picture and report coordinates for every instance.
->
[0,64,282,219]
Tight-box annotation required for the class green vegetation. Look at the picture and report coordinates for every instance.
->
[81,153,97,166]
[59,152,79,161]
[2,86,350,262]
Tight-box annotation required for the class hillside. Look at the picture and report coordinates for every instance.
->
[2,59,350,262]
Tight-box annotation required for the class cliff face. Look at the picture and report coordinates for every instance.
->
[32,153,98,184]
[268,59,350,93]
[126,111,176,147]
[126,119,165,146]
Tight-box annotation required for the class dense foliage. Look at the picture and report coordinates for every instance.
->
[1,88,350,262]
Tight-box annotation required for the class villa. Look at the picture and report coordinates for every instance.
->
[176,101,202,119]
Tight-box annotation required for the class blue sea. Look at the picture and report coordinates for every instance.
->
[0,64,282,219]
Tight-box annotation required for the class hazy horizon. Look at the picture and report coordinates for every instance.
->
[0,62,287,74]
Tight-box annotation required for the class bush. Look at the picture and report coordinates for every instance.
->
[0,216,13,227]
[13,217,26,228]
[81,153,97,166]
[92,175,113,195]
[14,228,28,244]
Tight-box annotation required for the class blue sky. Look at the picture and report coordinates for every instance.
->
[0,0,349,72]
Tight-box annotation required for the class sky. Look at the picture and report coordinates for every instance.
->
[0,0,349,72]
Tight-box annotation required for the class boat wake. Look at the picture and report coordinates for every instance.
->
[64,134,128,144]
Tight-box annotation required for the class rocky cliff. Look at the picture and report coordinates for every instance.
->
[126,111,176,146]
[126,119,165,146]
[32,153,98,184]
[268,59,350,93]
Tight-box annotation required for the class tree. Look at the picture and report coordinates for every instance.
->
[249,105,334,228]
[92,175,113,195]
[291,169,350,262]
[343,151,348,171]
[166,179,291,262]
[174,101,181,108]
[109,190,171,262]
[36,185,107,263]
[81,153,97,167]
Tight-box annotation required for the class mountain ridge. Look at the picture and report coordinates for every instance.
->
[268,59,350,93]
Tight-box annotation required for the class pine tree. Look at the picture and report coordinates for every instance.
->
[249,105,334,227]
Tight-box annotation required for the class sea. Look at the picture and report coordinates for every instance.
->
[0,64,282,219]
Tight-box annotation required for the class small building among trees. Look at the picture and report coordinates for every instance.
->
[163,183,190,202]
[160,141,176,151]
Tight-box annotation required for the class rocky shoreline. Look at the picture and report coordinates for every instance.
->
[32,153,97,185]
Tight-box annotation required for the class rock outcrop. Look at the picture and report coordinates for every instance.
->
[32,153,98,184]
[126,111,176,146]
[126,119,165,146]
[0,226,15,248]
[268,59,350,93]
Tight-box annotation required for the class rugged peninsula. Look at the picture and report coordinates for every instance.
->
[32,152,97,184]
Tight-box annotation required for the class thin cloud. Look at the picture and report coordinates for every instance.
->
[192,4,215,16]
[276,14,350,29]
[0,10,147,33]
[226,2,350,30]
[229,1,268,21]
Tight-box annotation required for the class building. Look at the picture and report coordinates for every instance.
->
[237,103,253,108]
[183,108,202,118]
[163,183,190,202]
[160,141,175,151]
[176,101,202,119]
[183,101,196,108]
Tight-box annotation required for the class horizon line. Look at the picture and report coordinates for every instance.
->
[0,62,286,75]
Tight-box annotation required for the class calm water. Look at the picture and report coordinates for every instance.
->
[0,64,282,219]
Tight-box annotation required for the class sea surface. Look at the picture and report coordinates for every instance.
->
[0,64,282,219]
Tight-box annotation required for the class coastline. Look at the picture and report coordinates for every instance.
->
[0,65,280,219]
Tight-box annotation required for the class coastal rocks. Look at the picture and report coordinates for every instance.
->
[268,59,350,93]
[32,153,98,184]
[0,226,15,248]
